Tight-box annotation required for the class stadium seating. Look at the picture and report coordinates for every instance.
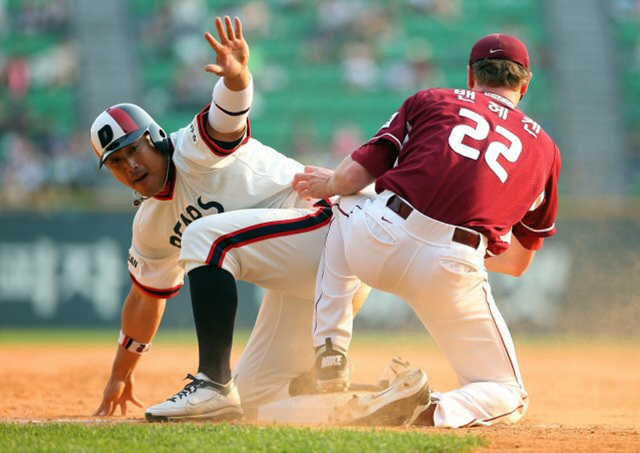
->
[1,0,77,130]
[126,0,551,158]
[0,0,554,200]
[611,14,640,126]
[608,1,640,193]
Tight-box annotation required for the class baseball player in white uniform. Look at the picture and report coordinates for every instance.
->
[92,16,362,422]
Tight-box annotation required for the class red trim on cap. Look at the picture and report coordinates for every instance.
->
[108,107,139,133]
[196,104,252,157]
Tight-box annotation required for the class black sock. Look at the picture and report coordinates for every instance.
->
[188,265,237,384]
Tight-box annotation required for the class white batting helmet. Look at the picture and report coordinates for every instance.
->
[90,103,171,167]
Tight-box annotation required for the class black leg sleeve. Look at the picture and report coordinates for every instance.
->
[187,265,238,384]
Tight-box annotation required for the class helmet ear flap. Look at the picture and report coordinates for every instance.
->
[148,122,172,155]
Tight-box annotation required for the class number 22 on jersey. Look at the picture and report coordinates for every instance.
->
[448,108,522,183]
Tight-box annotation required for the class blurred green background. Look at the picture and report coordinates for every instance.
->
[0,0,639,336]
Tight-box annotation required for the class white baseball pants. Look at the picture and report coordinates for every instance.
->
[179,203,331,419]
[314,191,528,428]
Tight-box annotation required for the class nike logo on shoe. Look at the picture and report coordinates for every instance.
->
[371,385,396,400]
[321,355,343,368]
[185,391,236,413]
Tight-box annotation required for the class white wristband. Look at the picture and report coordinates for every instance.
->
[118,330,152,355]
[209,76,253,133]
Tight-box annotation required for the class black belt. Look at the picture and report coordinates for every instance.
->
[386,195,481,249]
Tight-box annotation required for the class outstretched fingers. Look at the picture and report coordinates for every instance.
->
[204,31,224,53]
[225,15,235,41]
[204,30,224,75]
[204,15,248,77]
[215,16,228,44]
[235,16,243,40]
[204,64,223,75]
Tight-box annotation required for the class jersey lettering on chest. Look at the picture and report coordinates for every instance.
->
[169,196,224,248]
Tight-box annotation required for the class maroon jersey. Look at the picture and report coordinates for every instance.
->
[351,88,561,256]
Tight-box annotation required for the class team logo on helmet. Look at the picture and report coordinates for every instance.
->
[90,103,169,168]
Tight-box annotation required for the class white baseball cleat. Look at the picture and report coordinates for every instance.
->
[145,373,243,422]
[328,368,430,426]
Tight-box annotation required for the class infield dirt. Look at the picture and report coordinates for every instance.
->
[1,336,638,452]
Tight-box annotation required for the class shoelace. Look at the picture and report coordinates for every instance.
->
[167,374,205,402]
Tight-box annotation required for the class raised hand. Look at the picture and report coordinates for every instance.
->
[204,16,249,80]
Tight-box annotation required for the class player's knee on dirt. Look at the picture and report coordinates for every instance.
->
[502,386,528,425]
[179,218,240,277]
[488,384,528,426]
[435,381,527,427]
[484,382,528,426]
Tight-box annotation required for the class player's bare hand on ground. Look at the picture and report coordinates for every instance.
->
[294,166,334,200]
[94,375,143,417]
[204,16,249,78]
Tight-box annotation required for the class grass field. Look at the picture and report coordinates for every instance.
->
[0,422,485,453]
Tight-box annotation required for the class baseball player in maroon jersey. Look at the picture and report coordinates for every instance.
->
[294,34,561,427]
[91,16,370,422]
